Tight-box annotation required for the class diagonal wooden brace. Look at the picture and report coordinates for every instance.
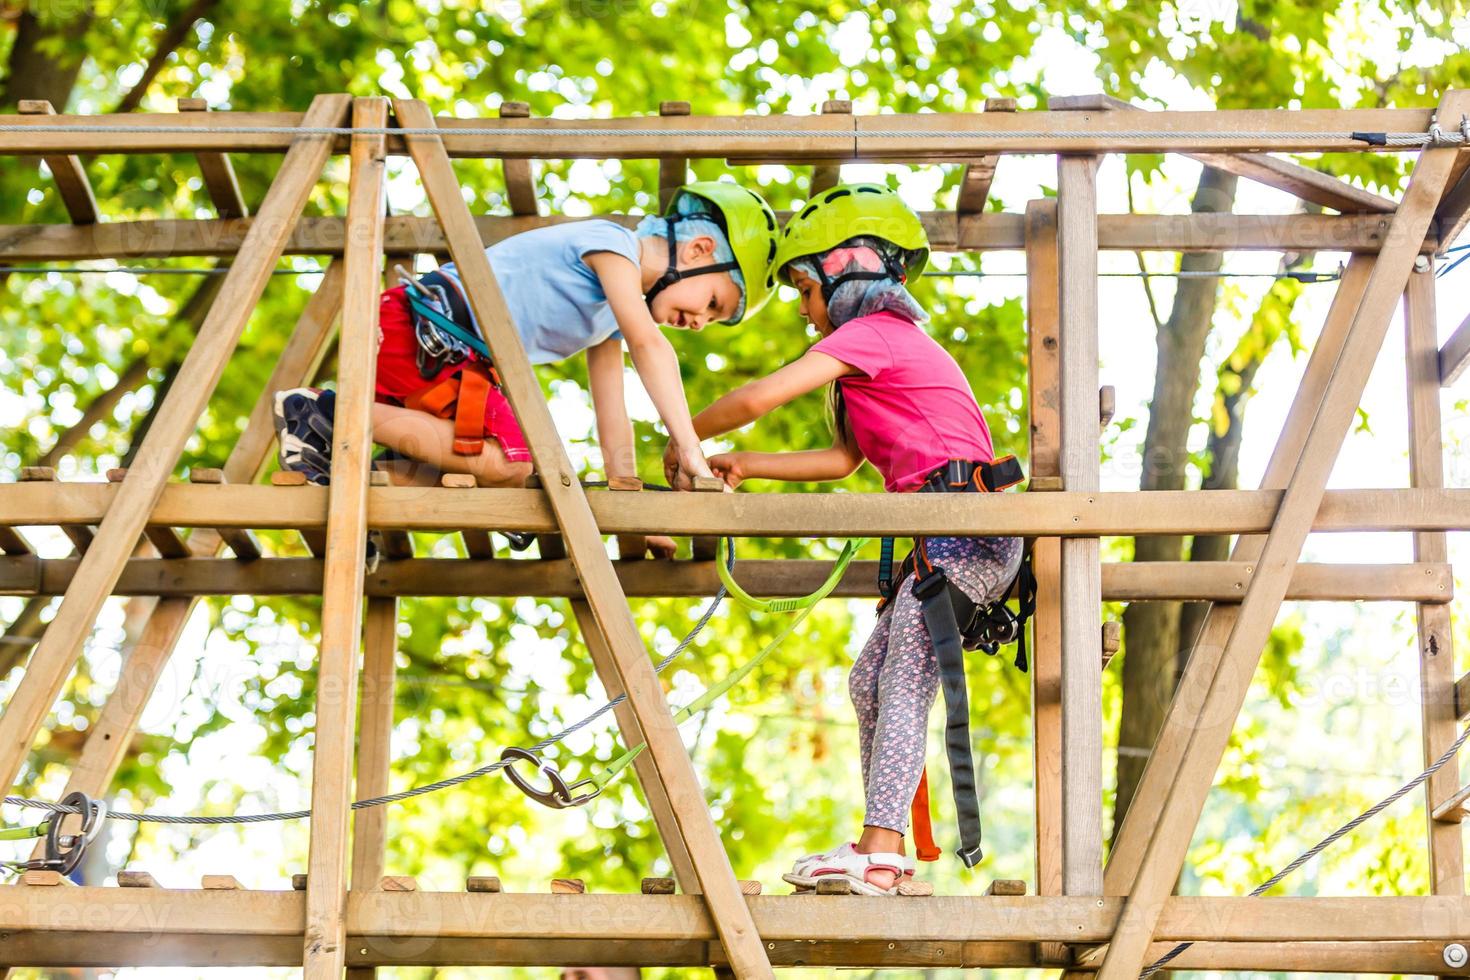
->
[1094,88,1470,980]
[391,98,773,979]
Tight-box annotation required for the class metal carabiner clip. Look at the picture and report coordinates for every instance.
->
[28,791,108,876]
[499,748,602,809]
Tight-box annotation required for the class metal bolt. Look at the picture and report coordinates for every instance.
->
[1415,255,1432,273]
[1444,943,1467,968]
[560,474,571,487]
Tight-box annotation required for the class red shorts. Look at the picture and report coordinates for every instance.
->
[376,287,531,462]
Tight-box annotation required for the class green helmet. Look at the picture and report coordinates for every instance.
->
[645,181,780,325]
[772,183,929,290]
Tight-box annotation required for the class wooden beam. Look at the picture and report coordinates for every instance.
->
[16,101,98,224]
[497,102,538,217]
[0,94,352,797]
[808,100,851,195]
[1024,196,1064,959]
[392,98,773,979]
[9,482,1470,538]
[658,101,691,210]
[955,98,1015,218]
[187,469,261,559]
[0,211,1433,262]
[1440,307,1470,387]
[302,95,387,980]
[178,99,249,219]
[1047,94,1397,214]
[1057,153,1103,897]
[1104,254,1373,889]
[347,596,398,980]
[3,556,1447,604]
[1094,88,1470,980]
[1433,153,1470,251]
[1403,262,1465,901]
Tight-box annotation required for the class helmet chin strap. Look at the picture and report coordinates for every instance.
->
[643,212,739,316]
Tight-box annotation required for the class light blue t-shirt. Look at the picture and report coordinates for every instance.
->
[436,219,638,365]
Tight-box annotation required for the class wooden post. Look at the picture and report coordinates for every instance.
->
[1056,156,1103,898]
[658,101,691,211]
[1094,88,1470,980]
[17,101,98,224]
[1024,198,1064,957]
[498,102,538,217]
[0,94,351,796]
[391,98,773,979]
[178,99,249,219]
[346,596,398,980]
[1403,262,1464,908]
[302,96,388,980]
[809,100,851,195]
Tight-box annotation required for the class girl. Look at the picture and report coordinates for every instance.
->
[686,184,1022,895]
[274,182,780,555]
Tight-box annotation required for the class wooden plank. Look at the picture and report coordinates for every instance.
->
[349,597,398,906]
[10,482,1470,539]
[658,101,691,209]
[392,97,773,979]
[808,100,851,195]
[1103,254,1375,890]
[1047,93,1397,214]
[498,102,538,217]
[1439,308,1470,387]
[465,876,501,893]
[550,878,586,895]
[0,527,31,556]
[1433,154,1470,252]
[689,475,723,560]
[0,106,1435,158]
[955,99,1015,217]
[1057,154,1103,898]
[202,875,243,890]
[610,476,647,561]
[106,469,190,558]
[1403,262,1465,900]
[16,101,98,224]
[1094,88,1470,980]
[1430,782,1470,823]
[178,99,249,219]
[301,95,388,980]
[116,870,158,888]
[0,94,351,797]
[187,469,261,559]
[7,556,1449,604]
[1024,196,1064,954]
[0,212,1433,262]
[18,467,92,554]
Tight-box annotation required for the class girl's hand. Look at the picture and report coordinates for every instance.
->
[668,445,714,491]
[660,440,680,487]
[708,451,747,488]
[646,534,678,559]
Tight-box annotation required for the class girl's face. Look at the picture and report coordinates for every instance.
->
[648,235,743,331]
[787,266,834,335]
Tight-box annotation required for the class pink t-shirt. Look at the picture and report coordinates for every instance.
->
[811,311,995,492]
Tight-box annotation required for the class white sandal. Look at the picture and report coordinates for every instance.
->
[782,842,905,896]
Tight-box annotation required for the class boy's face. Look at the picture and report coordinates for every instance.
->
[649,235,743,331]
[787,266,834,334]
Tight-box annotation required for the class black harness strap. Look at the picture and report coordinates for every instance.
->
[878,455,1029,868]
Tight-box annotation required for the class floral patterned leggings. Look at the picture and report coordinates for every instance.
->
[849,534,1024,833]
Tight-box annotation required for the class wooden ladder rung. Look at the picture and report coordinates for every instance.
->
[550,878,586,894]
[1432,783,1470,823]
[984,878,1026,896]
[640,876,676,895]
[690,476,724,561]
[202,874,243,890]
[117,870,159,888]
[610,476,647,560]
[466,875,501,893]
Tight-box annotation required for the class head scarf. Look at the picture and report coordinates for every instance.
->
[787,235,926,328]
[635,196,747,321]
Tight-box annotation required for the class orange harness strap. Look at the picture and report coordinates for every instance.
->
[910,767,942,862]
[403,363,496,456]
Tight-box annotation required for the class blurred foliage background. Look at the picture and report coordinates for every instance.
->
[2,1,1470,978]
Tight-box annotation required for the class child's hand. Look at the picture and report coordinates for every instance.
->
[666,444,714,491]
[661,440,680,487]
[646,534,677,559]
[708,452,747,489]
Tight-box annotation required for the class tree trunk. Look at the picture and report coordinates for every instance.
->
[0,8,95,110]
[1113,166,1238,838]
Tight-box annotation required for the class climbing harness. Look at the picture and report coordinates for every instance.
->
[504,536,867,808]
[0,791,106,876]
[876,456,1030,869]
[393,264,504,457]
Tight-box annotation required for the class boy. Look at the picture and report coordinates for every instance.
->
[274,182,779,555]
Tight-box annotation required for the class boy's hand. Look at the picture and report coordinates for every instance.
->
[708,452,747,489]
[661,440,680,487]
[646,534,678,559]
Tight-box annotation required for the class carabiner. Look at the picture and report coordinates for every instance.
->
[499,748,601,809]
